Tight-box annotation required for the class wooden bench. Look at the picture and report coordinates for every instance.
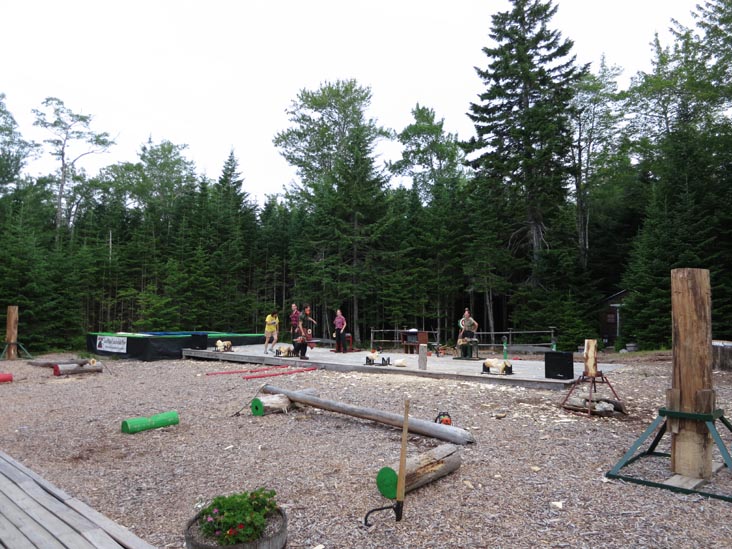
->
[0,450,155,549]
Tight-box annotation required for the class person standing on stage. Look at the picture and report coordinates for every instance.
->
[289,303,300,341]
[292,317,309,359]
[458,308,479,340]
[263,310,279,354]
[333,309,347,353]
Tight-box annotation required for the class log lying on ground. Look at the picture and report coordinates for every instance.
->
[53,362,103,376]
[30,358,96,368]
[260,384,475,445]
[251,388,320,416]
[121,411,180,434]
[376,443,461,499]
[251,394,292,416]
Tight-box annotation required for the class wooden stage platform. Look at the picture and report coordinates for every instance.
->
[0,450,154,549]
[182,344,620,391]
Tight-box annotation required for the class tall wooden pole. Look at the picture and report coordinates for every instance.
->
[5,305,18,360]
[669,268,714,478]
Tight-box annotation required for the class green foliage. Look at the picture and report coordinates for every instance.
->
[465,0,586,293]
[2,2,732,352]
[0,93,36,187]
[197,488,278,546]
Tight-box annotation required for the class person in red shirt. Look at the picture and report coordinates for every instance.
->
[333,309,347,353]
[289,303,300,342]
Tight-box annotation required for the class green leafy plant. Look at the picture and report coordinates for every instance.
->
[197,488,277,545]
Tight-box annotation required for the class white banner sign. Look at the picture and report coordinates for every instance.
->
[96,335,128,353]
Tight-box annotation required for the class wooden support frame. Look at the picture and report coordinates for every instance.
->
[606,408,732,502]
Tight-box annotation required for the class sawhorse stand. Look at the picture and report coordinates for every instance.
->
[607,408,732,502]
[560,370,623,415]
[0,341,33,360]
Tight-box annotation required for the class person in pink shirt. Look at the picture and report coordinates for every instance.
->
[333,309,347,353]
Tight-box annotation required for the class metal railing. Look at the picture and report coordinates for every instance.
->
[369,329,439,350]
[370,327,556,353]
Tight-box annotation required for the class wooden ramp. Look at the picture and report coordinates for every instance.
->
[0,450,155,549]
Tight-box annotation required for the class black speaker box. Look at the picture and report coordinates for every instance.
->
[544,351,574,379]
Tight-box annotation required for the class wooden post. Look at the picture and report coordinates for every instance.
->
[5,305,18,360]
[583,339,597,377]
[418,344,427,370]
[670,268,714,479]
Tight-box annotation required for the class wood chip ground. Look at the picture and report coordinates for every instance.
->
[2,351,732,548]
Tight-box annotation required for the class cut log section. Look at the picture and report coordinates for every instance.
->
[260,384,475,445]
[53,362,103,376]
[376,443,461,499]
[250,388,320,416]
[251,394,292,416]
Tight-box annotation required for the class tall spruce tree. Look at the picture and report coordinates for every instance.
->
[464,0,588,345]
[465,0,586,283]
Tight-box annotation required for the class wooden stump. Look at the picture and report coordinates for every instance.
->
[670,268,714,479]
[376,443,461,499]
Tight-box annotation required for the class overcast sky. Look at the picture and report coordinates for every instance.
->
[3,0,698,204]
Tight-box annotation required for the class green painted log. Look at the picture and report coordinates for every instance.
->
[251,394,291,416]
[251,387,320,417]
[121,411,179,434]
[376,443,461,499]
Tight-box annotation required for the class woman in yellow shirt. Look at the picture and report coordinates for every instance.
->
[263,311,279,354]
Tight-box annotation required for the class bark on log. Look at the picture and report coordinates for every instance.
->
[53,363,103,376]
[259,384,475,445]
[376,443,461,499]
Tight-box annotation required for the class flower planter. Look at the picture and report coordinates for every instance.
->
[184,507,287,549]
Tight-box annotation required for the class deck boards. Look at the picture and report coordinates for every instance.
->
[0,450,155,549]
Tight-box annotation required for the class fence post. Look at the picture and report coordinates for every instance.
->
[5,305,18,360]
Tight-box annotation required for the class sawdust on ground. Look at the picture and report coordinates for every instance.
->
[3,349,732,548]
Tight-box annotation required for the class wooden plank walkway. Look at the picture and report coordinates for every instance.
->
[0,450,155,549]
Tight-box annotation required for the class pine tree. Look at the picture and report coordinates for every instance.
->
[465,0,586,286]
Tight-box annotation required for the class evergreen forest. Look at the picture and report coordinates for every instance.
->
[1,0,731,353]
